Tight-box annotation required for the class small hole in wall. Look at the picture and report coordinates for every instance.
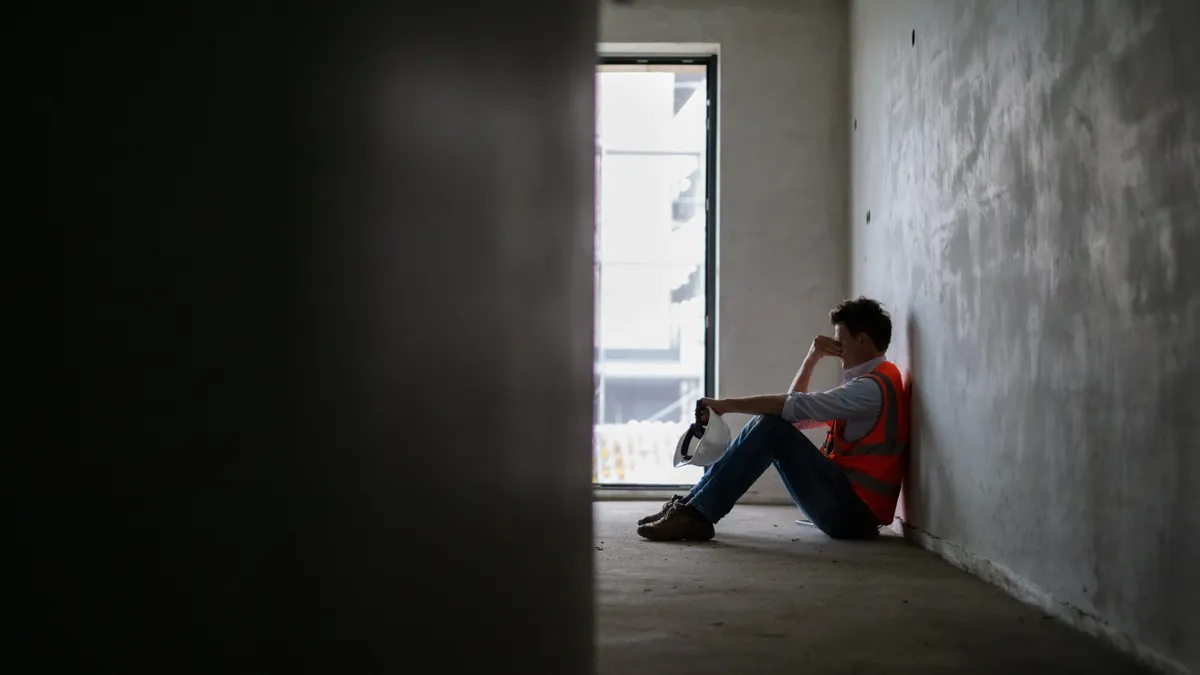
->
[912,29,916,46]
[853,119,857,131]
[866,210,871,224]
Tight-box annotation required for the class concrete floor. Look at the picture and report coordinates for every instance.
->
[595,501,1151,675]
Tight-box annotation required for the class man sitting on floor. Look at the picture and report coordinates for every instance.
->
[637,296,909,542]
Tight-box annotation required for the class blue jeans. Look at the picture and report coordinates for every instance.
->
[687,415,881,539]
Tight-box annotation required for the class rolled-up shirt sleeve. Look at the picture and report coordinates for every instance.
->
[781,377,883,424]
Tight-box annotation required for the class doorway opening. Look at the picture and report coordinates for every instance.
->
[593,55,717,487]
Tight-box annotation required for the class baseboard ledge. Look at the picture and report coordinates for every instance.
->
[902,522,1188,675]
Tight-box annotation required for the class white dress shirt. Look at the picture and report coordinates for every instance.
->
[781,355,886,443]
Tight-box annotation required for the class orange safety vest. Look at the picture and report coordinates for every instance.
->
[820,360,909,525]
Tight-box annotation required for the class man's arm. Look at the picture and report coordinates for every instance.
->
[789,335,842,393]
[697,335,848,421]
[788,359,818,394]
[787,361,827,430]
[787,335,843,428]
[699,376,882,423]
[781,376,882,424]
[700,394,789,417]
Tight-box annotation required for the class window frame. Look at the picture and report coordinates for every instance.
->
[593,54,718,490]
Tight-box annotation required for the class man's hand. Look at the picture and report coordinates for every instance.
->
[697,397,729,421]
[806,335,843,363]
[791,336,842,393]
[697,395,787,419]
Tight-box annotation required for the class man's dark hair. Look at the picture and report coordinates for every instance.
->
[830,297,892,351]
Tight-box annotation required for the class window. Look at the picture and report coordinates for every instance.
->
[593,56,716,486]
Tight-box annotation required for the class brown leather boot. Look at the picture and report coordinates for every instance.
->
[636,503,714,541]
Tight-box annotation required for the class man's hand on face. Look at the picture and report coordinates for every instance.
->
[806,335,843,363]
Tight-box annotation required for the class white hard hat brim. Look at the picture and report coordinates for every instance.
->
[672,408,732,468]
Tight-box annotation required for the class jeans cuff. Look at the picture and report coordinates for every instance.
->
[689,498,716,524]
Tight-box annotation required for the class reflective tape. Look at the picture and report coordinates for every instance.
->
[845,441,904,456]
[844,468,901,497]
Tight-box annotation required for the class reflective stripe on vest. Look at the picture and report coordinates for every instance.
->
[843,467,901,498]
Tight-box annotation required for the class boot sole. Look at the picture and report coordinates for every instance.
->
[636,525,715,542]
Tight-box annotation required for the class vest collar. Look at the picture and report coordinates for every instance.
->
[842,355,887,384]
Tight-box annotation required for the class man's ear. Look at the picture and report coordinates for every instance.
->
[860,333,875,351]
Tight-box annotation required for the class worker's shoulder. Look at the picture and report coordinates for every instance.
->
[844,373,886,394]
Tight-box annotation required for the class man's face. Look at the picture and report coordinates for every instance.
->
[833,323,868,368]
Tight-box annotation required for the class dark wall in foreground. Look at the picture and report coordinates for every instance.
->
[33,2,596,672]
[849,1,1200,671]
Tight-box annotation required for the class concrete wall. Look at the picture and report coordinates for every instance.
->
[601,0,850,502]
[849,1,1200,672]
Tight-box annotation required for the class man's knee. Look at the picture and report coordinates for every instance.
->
[747,414,797,440]
[728,415,795,456]
[744,413,790,431]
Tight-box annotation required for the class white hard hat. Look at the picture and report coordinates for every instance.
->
[673,407,731,468]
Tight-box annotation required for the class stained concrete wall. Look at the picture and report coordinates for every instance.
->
[43,1,595,672]
[601,0,850,503]
[849,1,1200,672]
